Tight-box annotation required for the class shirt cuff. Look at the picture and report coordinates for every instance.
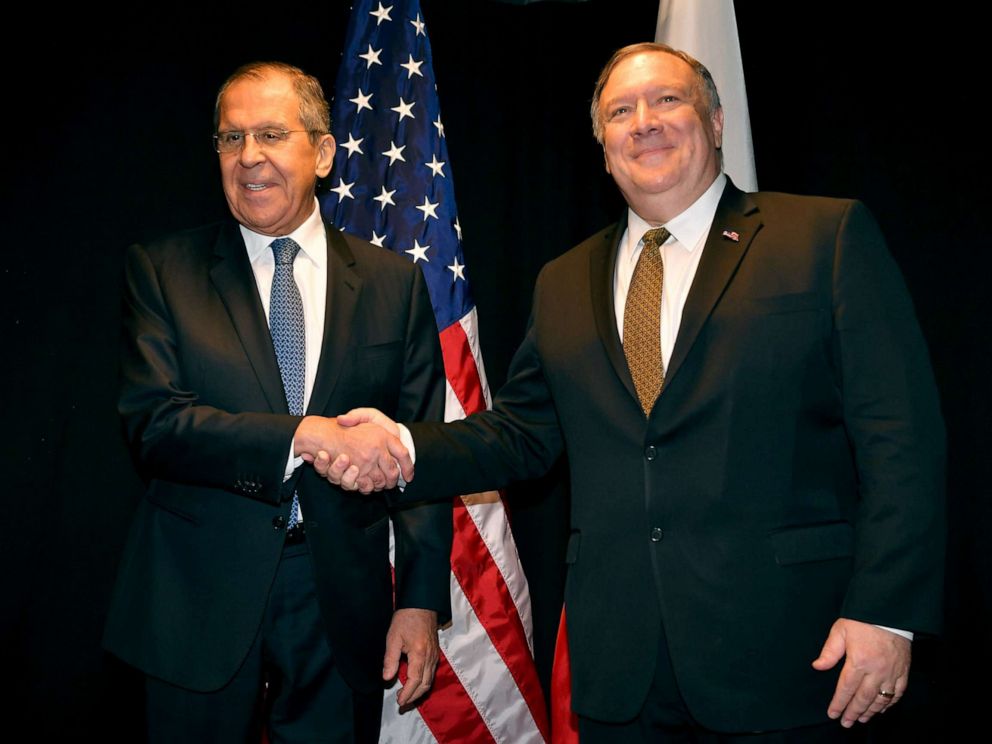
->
[396,424,416,490]
[875,625,913,641]
[283,441,303,482]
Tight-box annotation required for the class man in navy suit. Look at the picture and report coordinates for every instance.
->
[104,61,451,742]
[323,43,945,741]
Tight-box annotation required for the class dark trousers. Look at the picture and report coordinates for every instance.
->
[145,542,381,744]
[578,623,865,744]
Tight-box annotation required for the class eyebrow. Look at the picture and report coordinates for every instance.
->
[218,120,292,131]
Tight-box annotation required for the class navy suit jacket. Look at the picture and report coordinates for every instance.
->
[400,182,945,731]
[104,218,451,694]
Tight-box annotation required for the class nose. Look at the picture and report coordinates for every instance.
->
[632,101,661,136]
[238,133,266,167]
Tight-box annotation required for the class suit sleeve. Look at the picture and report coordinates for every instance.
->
[118,243,298,504]
[401,267,565,502]
[388,267,454,619]
[832,202,946,634]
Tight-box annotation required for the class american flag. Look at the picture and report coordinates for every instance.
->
[320,2,550,742]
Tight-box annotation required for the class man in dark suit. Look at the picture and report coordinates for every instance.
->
[104,61,451,742]
[323,43,945,741]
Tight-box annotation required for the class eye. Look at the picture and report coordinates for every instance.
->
[259,129,289,144]
[219,131,244,146]
[609,106,630,119]
[658,95,678,104]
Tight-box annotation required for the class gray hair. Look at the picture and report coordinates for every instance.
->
[214,61,330,144]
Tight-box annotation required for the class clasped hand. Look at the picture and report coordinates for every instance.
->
[294,412,408,492]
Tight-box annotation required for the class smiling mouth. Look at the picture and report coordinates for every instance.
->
[245,183,267,191]
[634,145,674,158]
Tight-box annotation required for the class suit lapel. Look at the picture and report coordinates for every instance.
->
[209,221,288,413]
[307,225,363,415]
[663,183,762,390]
[590,212,641,404]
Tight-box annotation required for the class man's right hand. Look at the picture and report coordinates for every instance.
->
[313,408,402,493]
[294,415,411,491]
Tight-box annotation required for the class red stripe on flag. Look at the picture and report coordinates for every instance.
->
[400,650,497,744]
[439,321,487,415]
[451,500,552,741]
[551,608,578,744]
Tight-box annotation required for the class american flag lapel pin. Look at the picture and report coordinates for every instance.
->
[722,229,740,242]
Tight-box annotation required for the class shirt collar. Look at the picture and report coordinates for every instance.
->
[626,172,727,252]
[240,198,327,269]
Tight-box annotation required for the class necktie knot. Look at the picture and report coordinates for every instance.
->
[641,227,670,253]
[271,237,301,266]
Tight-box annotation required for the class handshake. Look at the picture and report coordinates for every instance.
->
[293,408,407,493]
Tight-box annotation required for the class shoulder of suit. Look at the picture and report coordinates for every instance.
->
[330,225,421,277]
[129,220,231,266]
[748,190,866,223]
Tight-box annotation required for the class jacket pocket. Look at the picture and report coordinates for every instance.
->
[145,484,201,524]
[770,521,853,566]
[354,340,403,362]
[745,291,824,315]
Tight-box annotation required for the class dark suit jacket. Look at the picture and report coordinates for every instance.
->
[401,182,945,731]
[104,218,451,694]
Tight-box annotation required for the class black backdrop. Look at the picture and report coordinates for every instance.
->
[3,2,988,740]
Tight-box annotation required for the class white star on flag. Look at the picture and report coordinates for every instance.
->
[425,154,445,177]
[349,89,373,113]
[433,115,444,137]
[369,2,392,25]
[369,230,386,247]
[381,141,406,165]
[358,44,383,68]
[409,12,425,36]
[372,185,396,210]
[405,239,430,263]
[400,54,424,79]
[415,196,439,221]
[454,217,462,241]
[391,97,416,121]
[447,256,465,280]
[340,134,364,158]
[329,178,355,200]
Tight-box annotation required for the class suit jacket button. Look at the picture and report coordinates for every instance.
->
[650,527,664,542]
[272,516,286,530]
[645,445,657,461]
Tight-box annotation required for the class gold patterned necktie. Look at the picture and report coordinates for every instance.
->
[623,227,670,416]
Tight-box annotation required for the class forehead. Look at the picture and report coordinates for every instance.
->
[602,51,697,101]
[219,72,302,127]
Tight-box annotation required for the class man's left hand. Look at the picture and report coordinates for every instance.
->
[383,608,440,708]
[812,618,911,727]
